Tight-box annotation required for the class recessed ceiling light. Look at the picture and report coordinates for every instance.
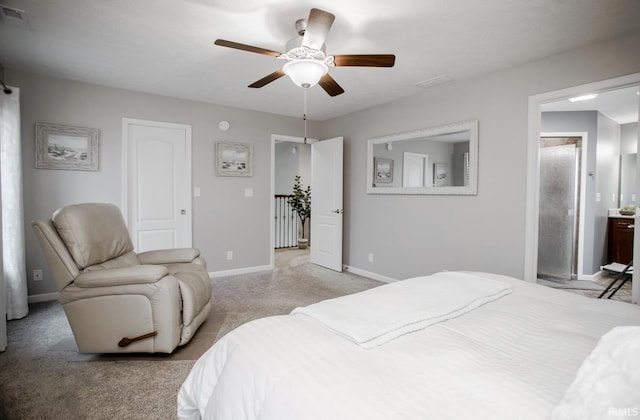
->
[568,93,598,102]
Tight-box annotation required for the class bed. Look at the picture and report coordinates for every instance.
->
[177,272,640,420]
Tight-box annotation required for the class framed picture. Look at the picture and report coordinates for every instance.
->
[35,123,99,171]
[434,163,449,186]
[215,142,253,177]
[374,157,394,184]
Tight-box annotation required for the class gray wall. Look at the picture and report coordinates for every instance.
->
[9,29,640,296]
[274,141,311,195]
[9,70,319,297]
[319,30,640,281]
[620,122,639,155]
[274,142,299,195]
[596,114,622,267]
[620,122,638,205]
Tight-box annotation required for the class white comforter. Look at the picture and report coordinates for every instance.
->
[178,272,640,420]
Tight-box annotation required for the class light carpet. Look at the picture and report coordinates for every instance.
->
[0,249,381,420]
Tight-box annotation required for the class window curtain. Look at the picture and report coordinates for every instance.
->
[1,86,28,321]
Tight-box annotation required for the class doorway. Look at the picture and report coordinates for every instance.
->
[525,73,640,304]
[271,135,312,267]
[270,135,344,272]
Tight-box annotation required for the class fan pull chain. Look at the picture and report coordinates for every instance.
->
[303,88,308,144]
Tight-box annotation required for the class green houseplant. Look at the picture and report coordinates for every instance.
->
[288,175,311,248]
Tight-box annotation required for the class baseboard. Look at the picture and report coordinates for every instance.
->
[210,264,273,279]
[28,292,60,303]
[343,265,398,283]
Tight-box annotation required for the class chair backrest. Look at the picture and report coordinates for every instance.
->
[52,203,134,269]
[32,203,136,291]
[32,218,81,291]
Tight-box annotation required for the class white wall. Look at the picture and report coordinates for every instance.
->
[320,30,640,281]
[9,70,319,297]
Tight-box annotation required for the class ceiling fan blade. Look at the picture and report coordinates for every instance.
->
[302,8,335,50]
[333,54,396,67]
[215,39,282,58]
[248,70,286,88]
[319,74,344,97]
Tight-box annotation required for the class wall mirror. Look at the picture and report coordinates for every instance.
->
[366,120,478,195]
[619,152,637,207]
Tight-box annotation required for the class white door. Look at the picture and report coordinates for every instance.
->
[123,118,192,252]
[310,137,343,272]
[403,152,429,187]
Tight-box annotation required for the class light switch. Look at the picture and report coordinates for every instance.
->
[596,193,601,202]
[244,188,253,198]
[194,187,201,197]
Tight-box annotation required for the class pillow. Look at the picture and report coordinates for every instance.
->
[552,326,640,420]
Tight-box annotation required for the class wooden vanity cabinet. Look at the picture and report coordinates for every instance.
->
[607,217,634,264]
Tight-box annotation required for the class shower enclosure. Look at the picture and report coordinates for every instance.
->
[537,137,582,280]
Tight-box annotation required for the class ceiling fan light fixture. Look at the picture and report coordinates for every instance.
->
[283,59,328,88]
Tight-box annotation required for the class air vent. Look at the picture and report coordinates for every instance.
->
[0,4,27,25]
[415,74,454,89]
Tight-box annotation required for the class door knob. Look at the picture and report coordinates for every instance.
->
[180,209,186,215]
[331,209,343,214]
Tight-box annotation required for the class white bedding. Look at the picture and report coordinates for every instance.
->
[178,272,640,420]
[291,272,512,348]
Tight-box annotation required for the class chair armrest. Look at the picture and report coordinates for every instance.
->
[137,248,200,265]
[75,265,169,288]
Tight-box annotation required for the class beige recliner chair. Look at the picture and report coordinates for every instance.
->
[32,202,211,353]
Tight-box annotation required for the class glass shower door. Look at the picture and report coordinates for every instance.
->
[537,142,579,280]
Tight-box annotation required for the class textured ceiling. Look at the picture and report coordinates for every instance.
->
[1,0,640,121]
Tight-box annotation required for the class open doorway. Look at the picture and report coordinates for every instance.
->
[526,73,640,304]
[270,135,312,268]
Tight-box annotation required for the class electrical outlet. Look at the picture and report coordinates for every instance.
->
[226,251,233,260]
[33,269,43,281]
[368,253,374,263]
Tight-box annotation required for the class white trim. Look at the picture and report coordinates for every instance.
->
[121,117,193,247]
[210,264,273,279]
[28,292,60,303]
[343,265,399,283]
[525,73,640,305]
[270,134,318,270]
[540,131,589,279]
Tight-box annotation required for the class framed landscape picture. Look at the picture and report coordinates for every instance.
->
[215,142,253,177]
[434,162,449,187]
[374,157,394,184]
[35,123,99,171]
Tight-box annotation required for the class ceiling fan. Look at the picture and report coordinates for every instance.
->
[214,8,395,97]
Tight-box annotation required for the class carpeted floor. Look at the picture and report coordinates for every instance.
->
[0,249,381,420]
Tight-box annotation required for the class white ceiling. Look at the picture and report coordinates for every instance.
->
[1,0,640,121]
[541,86,640,124]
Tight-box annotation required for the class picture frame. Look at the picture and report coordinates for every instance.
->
[35,123,99,171]
[433,162,449,187]
[215,142,253,177]
[374,157,394,184]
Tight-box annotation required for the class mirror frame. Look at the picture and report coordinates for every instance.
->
[366,119,479,195]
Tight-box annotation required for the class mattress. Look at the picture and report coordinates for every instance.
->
[178,272,640,420]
